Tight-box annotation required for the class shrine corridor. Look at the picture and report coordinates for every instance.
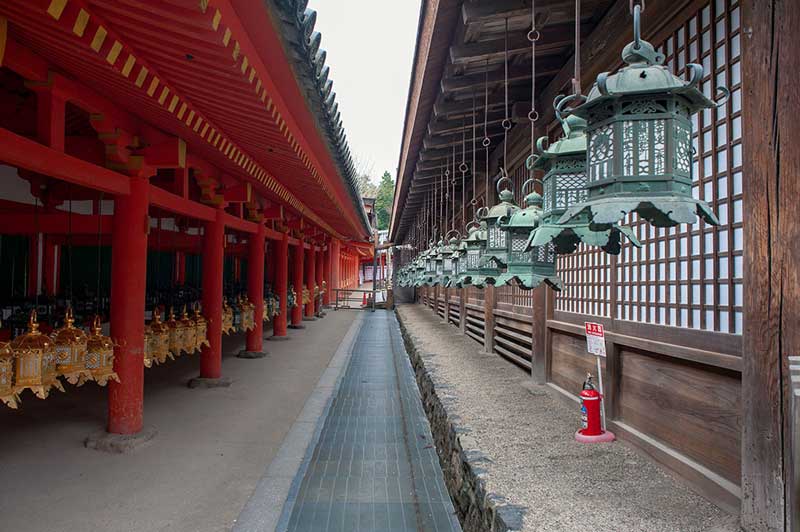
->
[235,310,461,532]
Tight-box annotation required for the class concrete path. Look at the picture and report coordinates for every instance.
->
[237,310,461,532]
[0,310,359,532]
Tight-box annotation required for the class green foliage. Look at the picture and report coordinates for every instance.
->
[375,171,395,230]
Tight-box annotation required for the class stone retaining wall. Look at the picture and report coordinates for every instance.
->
[396,311,524,532]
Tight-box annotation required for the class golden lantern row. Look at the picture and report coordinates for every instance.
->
[0,310,118,408]
[145,305,209,367]
[301,286,311,306]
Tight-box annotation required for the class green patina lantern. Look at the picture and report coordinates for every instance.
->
[478,176,518,286]
[431,239,447,286]
[458,220,482,287]
[420,244,438,287]
[496,182,563,290]
[560,5,723,229]
[435,233,459,288]
[527,95,641,255]
[449,236,467,288]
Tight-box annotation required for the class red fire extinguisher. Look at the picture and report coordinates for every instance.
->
[575,372,615,443]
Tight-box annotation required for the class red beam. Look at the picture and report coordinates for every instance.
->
[221,211,258,234]
[149,185,216,222]
[0,127,130,195]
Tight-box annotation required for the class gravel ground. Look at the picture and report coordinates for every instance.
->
[397,304,740,532]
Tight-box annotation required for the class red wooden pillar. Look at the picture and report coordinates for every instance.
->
[199,208,225,379]
[271,231,289,338]
[322,243,331,306]
[175,251,186,285]
[243,224,265,356]
[107,176,149,435]
[304,246,316,320]
[315,244,324,314]
[289,241,304,328]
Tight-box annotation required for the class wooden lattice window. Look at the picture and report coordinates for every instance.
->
[555,0,743,334]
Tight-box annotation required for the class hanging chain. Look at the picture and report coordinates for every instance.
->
[573,0,581,95]
[483,58,491,207]
[461,114,466,230]
[502,17,512,173]
[529,0,540,162]
[471,87,477,218]
[67,184,74,304]
[451,142,456,232]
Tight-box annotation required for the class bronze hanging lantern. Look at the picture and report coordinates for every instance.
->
[431,239,448,287]
[454,220,484,288]
[83,316,119,386]
[145,309,170,367]
[560,4,724,229]
[193,305,210,353]
[166,307,183,358]
[52,306,92,385]
[12,310,63,399]
[478,176,519,285]
[222,299,235,335]
[527,95,641,255]
[179,306,196,355]
[495,181,563,290]
[0,326,19,408]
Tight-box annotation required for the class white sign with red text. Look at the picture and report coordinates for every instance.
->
[584,322,606,358]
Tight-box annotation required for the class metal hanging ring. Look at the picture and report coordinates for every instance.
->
[445,229,461,240]
[495,173,513,194]
[629,0,645,13]
[632,4,642,50]
[522,178,543,195]
[482,137,491,147]
[528,109,539,122]
[527,29,540,42]
[501,118,513,131]
[470,198,478,206]
[459,162,469,173]
[554,93,587,123]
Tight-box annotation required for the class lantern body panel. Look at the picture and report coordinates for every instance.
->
[12,314,64,399]
[0,343,18,408]
[52,311,91,385]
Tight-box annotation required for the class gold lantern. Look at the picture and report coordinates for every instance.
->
[52,307,92,385]
[240,295,255,332]
[179,306,196,355]
[302,286,311,305]
[166,307,183,358]
[12,310,63,399]
[222,299,235,335]
[193,305,210,353]
[145,310,171,367]
[83,315,119,386]
[0,330,19,409]
[263,298,271,323]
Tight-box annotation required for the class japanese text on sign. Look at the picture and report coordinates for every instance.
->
[584,322,606,357]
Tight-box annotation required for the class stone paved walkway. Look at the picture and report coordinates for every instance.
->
[282,310,461,532]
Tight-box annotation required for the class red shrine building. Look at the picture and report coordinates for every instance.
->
[0,0,371,436]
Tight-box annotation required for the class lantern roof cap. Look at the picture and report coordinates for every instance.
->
[486,195,519,219]
[575,27,716,115]
[11,311,52,352]
[52,307,88,346]
[503,202,542,230]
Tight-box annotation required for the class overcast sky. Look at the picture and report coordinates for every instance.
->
[309,0,421,185]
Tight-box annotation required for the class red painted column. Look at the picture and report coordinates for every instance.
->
[108,176,149,435]
[175,251,186,285]
[315,245,324,314]
[245,224,265,353]
[323,243,331,306]
[272,231,289,338]
[200,208,225,379]
[304,246,316,319]
[290,241,304,328]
